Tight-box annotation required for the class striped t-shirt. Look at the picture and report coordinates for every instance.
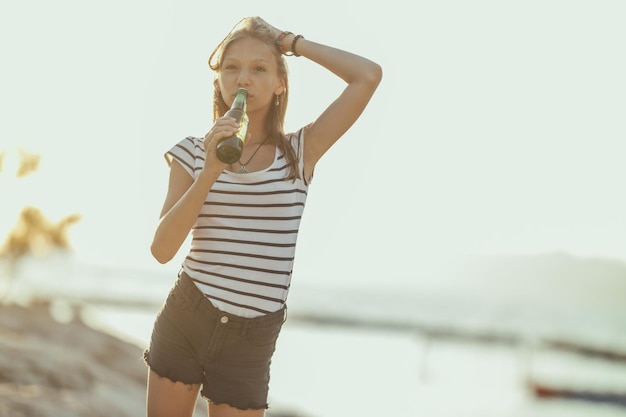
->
[165,129,309,318]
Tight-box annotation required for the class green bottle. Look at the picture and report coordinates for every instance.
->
[216,88,249,164]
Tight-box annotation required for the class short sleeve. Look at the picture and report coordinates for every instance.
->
[288,127,312,184]
[164,136,203,179]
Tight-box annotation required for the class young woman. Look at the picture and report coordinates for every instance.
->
[144,16,382,417]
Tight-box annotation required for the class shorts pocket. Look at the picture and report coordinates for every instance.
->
[166,281,194,311]
[245,322,282,348]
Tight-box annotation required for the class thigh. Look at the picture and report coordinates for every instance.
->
[144,275,208,385]
[208,402,265,417]
[147,369,201,417]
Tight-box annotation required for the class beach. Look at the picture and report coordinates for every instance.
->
[2,255,626,417]
[0,301,317,417]
[0,300,157,417]
[3,1,626,414]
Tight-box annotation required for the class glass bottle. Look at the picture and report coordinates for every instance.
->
[216,88,249,164]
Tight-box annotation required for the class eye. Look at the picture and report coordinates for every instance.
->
[254,65,267,72]
[222,64,238,71]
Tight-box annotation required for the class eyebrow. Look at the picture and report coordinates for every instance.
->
[222,57,272,64]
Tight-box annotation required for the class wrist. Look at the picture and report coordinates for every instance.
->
[275,31,304,56]
[198,164,223,183]
[289,34,304,57]
[276,31,294,55]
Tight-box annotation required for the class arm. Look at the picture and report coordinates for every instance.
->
[276,29,382,178]
[150,162,219,264]
[150,119,238,263]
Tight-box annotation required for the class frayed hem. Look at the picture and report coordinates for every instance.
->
[143,351,202,386]
[150,370,195,385]
[203,396,269,411]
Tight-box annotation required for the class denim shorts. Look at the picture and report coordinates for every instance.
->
[143,271,286,410]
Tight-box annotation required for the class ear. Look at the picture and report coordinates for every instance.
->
[274,78,286,96]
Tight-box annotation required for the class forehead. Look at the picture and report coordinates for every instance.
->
[222,37,276,63]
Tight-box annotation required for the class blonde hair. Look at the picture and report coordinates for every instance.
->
[208,17,299,180]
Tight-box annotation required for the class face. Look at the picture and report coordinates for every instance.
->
[217,37,285,113]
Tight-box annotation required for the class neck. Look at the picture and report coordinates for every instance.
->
[246,132,268,146]
[246,123,268,146]
[245,107,271,145]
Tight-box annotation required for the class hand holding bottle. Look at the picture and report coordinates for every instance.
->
[202,115,240,173]
[215,88,249,163]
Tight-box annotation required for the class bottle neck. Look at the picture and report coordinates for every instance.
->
[231,88,247,111]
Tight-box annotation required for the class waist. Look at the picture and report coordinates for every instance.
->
[178,270,287,325]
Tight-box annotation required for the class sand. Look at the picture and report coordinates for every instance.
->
[0,300,308,417]
[0,300,161,416]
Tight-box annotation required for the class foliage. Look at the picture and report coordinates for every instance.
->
[0,206,81,260]
[0,148,81,299]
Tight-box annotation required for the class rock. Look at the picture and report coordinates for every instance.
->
[0,301,151,417]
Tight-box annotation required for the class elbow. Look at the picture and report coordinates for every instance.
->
[356,62,382,96]
[151,243,174,264]
[371,63,383,86]
[367,62,383,89]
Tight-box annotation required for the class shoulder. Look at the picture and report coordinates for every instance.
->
[179,136,205,152]
[285,127,308,153]
[164,136,206,178]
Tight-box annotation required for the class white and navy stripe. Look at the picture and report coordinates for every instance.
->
[165,129,309,318]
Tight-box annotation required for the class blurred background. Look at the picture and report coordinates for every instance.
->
[1,0,625,416]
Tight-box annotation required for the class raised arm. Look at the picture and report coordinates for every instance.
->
[273,26,382,178]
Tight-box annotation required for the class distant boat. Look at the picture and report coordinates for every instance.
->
[530,381,626,408]
[543,338,626,363]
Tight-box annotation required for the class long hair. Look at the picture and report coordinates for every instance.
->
[208,18,299,181]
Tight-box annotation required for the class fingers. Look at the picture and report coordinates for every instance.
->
[204,117,239,148]
[250,16,281,38]
[203,118,240,170]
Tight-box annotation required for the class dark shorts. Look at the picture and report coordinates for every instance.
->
[143,271,286,410]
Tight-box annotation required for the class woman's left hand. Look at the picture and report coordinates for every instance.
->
[253,16,290,46]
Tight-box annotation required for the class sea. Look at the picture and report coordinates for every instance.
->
[3,254,626,417]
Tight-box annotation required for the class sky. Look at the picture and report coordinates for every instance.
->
[1,0,625,290]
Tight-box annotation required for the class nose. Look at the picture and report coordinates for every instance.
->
[236,69,251,86]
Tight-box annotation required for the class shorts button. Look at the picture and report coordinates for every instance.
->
[220,316,229,324]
